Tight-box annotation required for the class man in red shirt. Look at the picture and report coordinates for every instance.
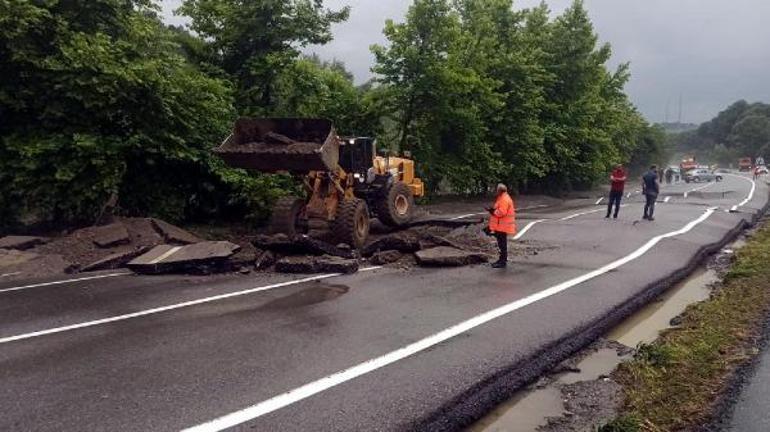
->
[606,164,627,219]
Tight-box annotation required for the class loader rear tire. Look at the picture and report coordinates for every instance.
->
[269,197,307,236]
[333,198,370,249]
[376,181,415,228]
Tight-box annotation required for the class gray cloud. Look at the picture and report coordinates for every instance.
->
[160,0,770,123]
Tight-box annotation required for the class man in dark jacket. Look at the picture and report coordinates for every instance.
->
[642,165,660,221]
[606,164,627,219]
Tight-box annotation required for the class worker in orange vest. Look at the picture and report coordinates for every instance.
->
[486,184,517,268]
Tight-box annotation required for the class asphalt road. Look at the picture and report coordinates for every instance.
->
[1,173,767,432]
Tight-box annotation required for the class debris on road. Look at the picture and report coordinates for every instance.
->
[92,223,130,248]
[150,218,203,245]
[275,256,359,274]
[254,250,277,270]
[0,236,49,251]
[415,246,489,267]
[362,232,421,256]
[370,250,404,265]
[254,234,356,259]
[128,241,241,275]
[0,249,74,280]
[81,247,152,272]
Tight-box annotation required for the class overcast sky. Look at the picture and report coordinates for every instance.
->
[160,0,770,124]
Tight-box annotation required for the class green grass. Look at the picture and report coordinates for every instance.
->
[612,223,770,431]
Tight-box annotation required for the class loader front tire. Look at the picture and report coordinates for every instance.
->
[333,198,370,249]
[376,181,415,228]
[269,197,307,236]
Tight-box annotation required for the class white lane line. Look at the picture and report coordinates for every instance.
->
[0,267,383,345]
[626,193,631,199]
[149,246,183,264]
[725,174,757,212]
[513,220,546,241]
[595,197,604,205]
[664,196,671,203]
[559,205,628,221]
[1,272,22,278]
[182,208,717,432]
[683,182,713,199]
[0,272,131,295]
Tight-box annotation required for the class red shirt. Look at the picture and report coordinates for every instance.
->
[610,168,627,192]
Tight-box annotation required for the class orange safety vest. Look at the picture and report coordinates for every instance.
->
[489,192,517,235]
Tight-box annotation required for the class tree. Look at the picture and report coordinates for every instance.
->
[178,0,350,114]
[0,0,236,227]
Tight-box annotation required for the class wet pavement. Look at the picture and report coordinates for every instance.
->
[0,174,767,432]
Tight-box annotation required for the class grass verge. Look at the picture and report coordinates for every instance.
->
[607,221,770,431]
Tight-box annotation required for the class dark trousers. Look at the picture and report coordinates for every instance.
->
[644,194,657,219]
[495,232,508,263]
[606,190,623,218]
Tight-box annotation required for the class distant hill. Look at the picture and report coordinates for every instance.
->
[669,100,770,165]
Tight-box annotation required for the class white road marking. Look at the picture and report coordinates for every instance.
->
[664,196,671,203]
[626,193,631,198]
[683,182,713,199]
[0,267,382,345]
[0,272,130,295]
[182,208,717,432]
[1,272,22,278]
[725,174,757,212]
[513,220,545,240]
[595,197,604,205]
[149,246,183,264]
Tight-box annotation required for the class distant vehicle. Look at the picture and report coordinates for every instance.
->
[684,169,723,183]
[756,165,769,175]
[680,156,698,171]
[757,157,765,166]
[739,157,753,172]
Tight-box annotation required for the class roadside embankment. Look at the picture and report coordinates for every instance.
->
[606,218,770,431]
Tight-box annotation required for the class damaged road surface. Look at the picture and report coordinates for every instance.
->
[0,174,768,432]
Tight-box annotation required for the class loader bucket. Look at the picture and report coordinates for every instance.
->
[215,118,340,173]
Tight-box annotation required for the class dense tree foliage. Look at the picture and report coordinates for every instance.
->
[371,0,659,193]
[672,100,770,166]
[0,0,667,230]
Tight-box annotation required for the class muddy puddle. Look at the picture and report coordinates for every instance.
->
[260,282,349,310]
[608,267,718,347]
[469,241,741,432]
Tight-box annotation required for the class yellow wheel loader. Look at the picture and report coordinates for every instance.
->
[215,118,425,248]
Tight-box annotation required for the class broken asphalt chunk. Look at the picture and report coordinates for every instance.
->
[81,247,152,272]
[275,256,359,274]
[128,241,240,274]
[253,234,355,258]
[370,250,403,265]
[92,223,130,248]
[150,218,203,245]
[362,232,420,257]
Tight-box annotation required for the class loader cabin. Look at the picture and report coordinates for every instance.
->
[338,137,425,199]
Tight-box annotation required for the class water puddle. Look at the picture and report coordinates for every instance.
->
[467,387,563,432]
[557,348,628,385]
[607,268,717,347]
[260,282,349,310]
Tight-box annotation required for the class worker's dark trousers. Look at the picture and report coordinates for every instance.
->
[495,232,508,263]
[606,190,623,218]
[644,194,657,219]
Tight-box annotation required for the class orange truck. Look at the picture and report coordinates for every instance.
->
[680,156,698,172]
[739,157,753,172]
